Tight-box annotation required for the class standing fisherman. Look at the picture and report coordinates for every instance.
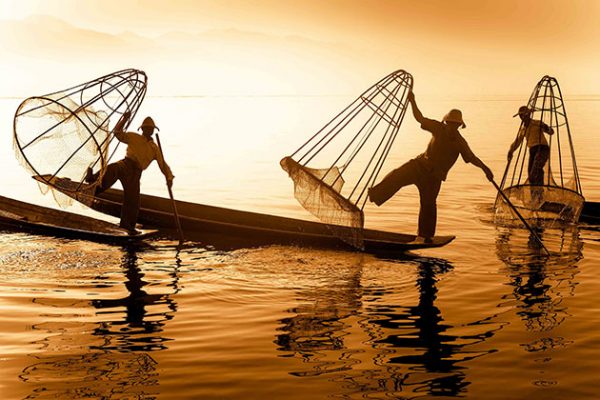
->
[368,90,494,243]
[86,111,174,234]
[506,105,554,204]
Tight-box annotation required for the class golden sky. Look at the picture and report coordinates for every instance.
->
[1,0,599,97]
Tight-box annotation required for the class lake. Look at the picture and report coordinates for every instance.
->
[0,92,599,399]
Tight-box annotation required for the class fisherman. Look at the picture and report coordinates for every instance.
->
[506,105,554,204]
[86,111,174,234]
[368,90,494,243]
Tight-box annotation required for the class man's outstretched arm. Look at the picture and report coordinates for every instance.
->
[507,129,525,161]
[407,91,425,124]
[459,139,494,182]
[113,111,131,143]
[155,146,175,188]
[470,155,494,182]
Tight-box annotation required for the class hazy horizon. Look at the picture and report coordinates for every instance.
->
[1,0,599,98]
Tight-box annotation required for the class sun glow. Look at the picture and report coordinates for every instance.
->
[1,0,598,98]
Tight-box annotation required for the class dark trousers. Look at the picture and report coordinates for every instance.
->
[92,158,142,230]
[369,159,442,238]
[528,145,550,185]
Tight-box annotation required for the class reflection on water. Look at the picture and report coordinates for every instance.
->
[0,222,595,399]
[91,245,178,352]
[275,257,363,377]
[496,226,582,331]
[19,243,180,399]
[276,254,502,398]
[496,225,582,387]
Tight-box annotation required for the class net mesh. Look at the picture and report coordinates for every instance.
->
[13,69,147,207]
[495,184,584,223]
[495,75,584,225]
[282,70,413,248]
[280,156,364,247]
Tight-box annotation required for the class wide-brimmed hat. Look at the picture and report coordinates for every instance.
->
[442,109,466,128]
[513,105,532,117]
[139,116,159,131]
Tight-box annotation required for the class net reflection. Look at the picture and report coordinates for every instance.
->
[275,254,501,398]
[275,259,363,376]
[20,243,180,399]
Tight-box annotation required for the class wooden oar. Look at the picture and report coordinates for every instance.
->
[491,179,550,256]
[155,134,185,244]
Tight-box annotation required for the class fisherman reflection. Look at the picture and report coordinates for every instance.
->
[21,244,179,398]
[91,243,177,351]
[275,255,500,398]
[358,257,499,397]
[496,226,581,332]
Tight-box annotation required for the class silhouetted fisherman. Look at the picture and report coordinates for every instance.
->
[506,105,554,204]
[368,91,493,243]
[86,111,174,234]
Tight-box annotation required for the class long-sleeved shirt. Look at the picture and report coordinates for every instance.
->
[115,131,174,180]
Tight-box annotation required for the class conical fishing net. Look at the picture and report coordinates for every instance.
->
[13,69,147,207]
[495,75,584,224]
[282,70,413,248]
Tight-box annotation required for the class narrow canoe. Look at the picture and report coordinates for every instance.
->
[35,175,455,252]
[581,201,600,224]
[0,194,156,242]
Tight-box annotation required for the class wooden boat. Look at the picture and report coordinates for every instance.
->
[35,175,455,252]
[0,194,156,242]
[581,201,600,224]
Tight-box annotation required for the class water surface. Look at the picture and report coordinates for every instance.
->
[1,95,599,399]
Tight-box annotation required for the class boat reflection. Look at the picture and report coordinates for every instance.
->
[20,243,180,399]
[275,253,502,398]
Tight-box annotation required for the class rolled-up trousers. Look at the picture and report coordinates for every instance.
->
[93,158,143,231]
[369,159,442,238]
